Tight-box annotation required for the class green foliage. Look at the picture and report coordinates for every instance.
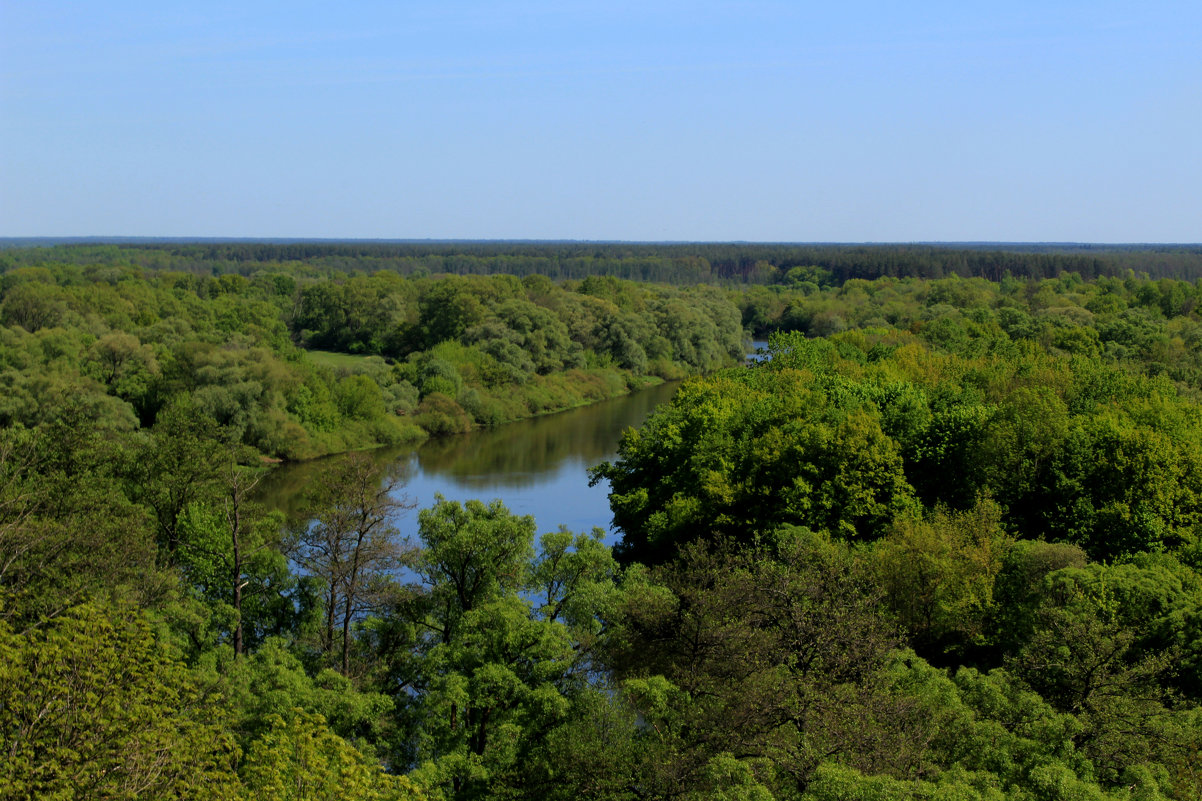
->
[241,709,427,801]
[174,471,296,657]
[212,637,395,751]
[801,762,1005,801]
[0,253,748,459]
[530,526,620,643]
[403,498,618,800]
[601,326,1202,565]
[601,533,914,795]
[517,687,640,801]
[0,416,165,628]
[874,498,1012,658]
[291,454,412,675]
[337,374,387,420]
[0,280,68,332]
[990,540,1089,655]
[414,393,473,436]
[1005,565,1202,786]
[11,249,1202,799]
[585,277,1202,796]
[0,600,242,801]
[594,363,918,563]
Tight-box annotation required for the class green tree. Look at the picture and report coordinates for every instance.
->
[132,400,229,563]
[1007,574,1199,786]
[0,416,163,628]
[594,367,916,563]
[988,539,1088,656]
[83,331,161,418]
[241,709,427,801]
[874,497,1011,659]
[0,280,67,332]
[603,531,915,796]
[405,498,613,800]
[0,600,241,800]
[292,454,413,675]
[177,464,293,657]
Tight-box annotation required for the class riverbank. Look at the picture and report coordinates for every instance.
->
[254,378,683,533]
[276,354,678,462]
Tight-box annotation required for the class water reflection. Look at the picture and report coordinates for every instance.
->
[255,381,681,537]
[411,381,678,487]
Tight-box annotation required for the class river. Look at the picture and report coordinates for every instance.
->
[254,379,683,541]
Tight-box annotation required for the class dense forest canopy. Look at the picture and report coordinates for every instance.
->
[4,240,1202,284]
[0,254,744,460]
[4,244,1202,799]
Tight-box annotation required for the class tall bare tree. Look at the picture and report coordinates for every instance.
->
[292,453,414,675]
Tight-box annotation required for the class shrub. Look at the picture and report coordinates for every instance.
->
[414,393,472,436]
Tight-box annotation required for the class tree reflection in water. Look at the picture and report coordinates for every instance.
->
[254,380,680,539]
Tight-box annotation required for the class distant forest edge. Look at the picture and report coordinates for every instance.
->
[4,240,1202,283]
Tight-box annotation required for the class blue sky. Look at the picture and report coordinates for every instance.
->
[1,1,1199,242]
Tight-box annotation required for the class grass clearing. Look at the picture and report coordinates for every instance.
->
[306,349,383,371]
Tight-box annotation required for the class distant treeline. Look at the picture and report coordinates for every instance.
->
[4,241,1202,283]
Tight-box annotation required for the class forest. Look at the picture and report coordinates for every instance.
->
[4,243,1202,799]
[5,240,1202,284]
[0,252,744,459]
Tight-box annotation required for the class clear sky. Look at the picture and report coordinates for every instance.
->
[1,1,1199,242]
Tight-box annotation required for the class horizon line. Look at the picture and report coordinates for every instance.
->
[3,236,1201,250]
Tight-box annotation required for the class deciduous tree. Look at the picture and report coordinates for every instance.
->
[292,454,414,675]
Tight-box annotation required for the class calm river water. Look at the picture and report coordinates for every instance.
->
[254,380,683,542]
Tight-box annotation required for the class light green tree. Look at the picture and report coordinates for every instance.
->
[0,600,241,801]
[241,709,426,801]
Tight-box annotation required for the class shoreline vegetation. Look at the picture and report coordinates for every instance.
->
[6,242,1202,799]
[0,246,746,462]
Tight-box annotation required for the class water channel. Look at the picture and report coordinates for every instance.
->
[254,379,683,543]
[257,343,770,542]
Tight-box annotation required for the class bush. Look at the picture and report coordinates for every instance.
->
[414,393,472,436]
